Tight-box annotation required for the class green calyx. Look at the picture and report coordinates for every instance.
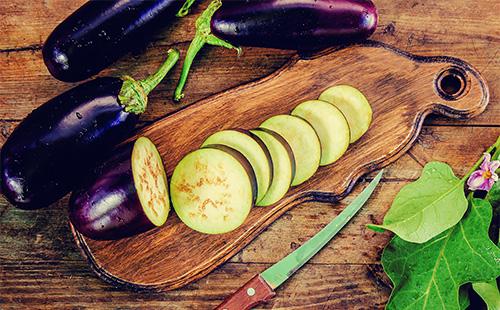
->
[119,48,180,114]
[173,0,242,102]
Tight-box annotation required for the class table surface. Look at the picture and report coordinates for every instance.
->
[0,0,498,309]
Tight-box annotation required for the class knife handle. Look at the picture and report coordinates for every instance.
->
[214,274,276,310]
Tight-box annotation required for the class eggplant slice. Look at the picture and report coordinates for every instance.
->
[260,115,321,186]
[318,85,372,143]
[250,129,295,206]
[132,137,170,227]
[292,100,350,166]
[170,146,256,234]
[201,130,272,204]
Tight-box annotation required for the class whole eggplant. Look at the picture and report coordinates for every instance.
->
[43,0,193,82]
[211,0,378,50]
[0,49,179,210]
[69,137,169,240]
[173,0,377,101]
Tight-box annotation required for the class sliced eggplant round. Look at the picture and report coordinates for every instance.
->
[69,137,169,240]
[291,100,350,166]
[201,130,272,204]
[260,115,321,186]
[318,85,372,143]
[250,129,295,207]
[170,146,256,234]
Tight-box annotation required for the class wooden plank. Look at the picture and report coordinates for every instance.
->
[0,261,390,309]
[0,0,498,125]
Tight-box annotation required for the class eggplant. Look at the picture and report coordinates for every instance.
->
[70,137,170,240]
[43,0,195,82]
[212,0,378,50]
[173,0,378,101]
[1,49,179,210]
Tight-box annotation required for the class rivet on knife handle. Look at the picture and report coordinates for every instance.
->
[214,275,276,310]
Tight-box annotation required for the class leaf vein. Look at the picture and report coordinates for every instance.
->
[422,228,454,309]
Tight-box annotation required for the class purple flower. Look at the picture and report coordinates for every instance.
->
[467,153,500,191]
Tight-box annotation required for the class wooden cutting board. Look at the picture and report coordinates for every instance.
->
[71,41,489,292]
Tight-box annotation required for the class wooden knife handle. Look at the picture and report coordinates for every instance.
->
[214,275,276,310]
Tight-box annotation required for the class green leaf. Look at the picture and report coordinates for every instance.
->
[382,198,500,310]
[370,162,468,243]
[472,281,500,310]
[487,181,500,208]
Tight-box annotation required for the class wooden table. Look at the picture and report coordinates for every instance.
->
[0,1,498,308]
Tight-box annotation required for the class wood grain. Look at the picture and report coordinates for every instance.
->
[1,0,499,308]
[72,43,489,291]
[1,0,498,125]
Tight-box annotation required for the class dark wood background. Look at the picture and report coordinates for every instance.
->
[0,0,498,308]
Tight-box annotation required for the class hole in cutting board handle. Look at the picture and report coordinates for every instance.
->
[434,66,470,100]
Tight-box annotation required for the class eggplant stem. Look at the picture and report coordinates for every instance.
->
[141,49,180,94]
[177,0,197,17]
[173,0,241,102]
[119,49,179,114]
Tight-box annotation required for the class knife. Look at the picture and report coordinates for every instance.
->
[214,170,383,310]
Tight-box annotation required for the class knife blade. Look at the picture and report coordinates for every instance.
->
[215,170,383,310]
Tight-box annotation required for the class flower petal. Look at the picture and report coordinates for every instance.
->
[467,171,486,190]
[480,153,492,171]
[491,172,499,182]
[489,160,500,172]
[478,178,496,191]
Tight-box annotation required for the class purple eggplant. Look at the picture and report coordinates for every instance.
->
[1,49,179,210]
[70,137,170,240]
[173,0,377,101]
[43,0,195,82]
[212,0,378,49]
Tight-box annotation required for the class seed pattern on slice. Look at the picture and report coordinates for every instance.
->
[201,130,272,204]
[132,137,170,227]
[170,148,254,234]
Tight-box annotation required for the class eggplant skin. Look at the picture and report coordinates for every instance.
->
[69,145,152,240]
[211,0,378,50]
[43,0,184,82]
[0,77,138,210]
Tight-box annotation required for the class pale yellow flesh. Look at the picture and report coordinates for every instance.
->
[318,85,372,143]
[170,148,253,234]
[292,100,350,166]
[201,130,271,204]
[250,129,293,206]
[131,137,170,227]
[260,115,321,186]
